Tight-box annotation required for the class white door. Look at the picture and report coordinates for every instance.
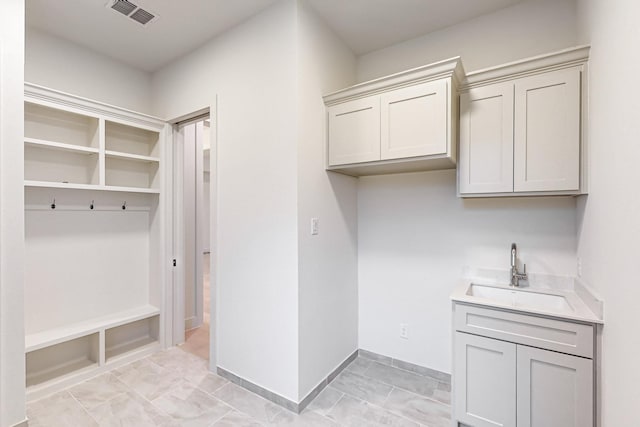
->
[172,118,208,344]
[184,121,205,331]
[172,124,186,345]
[459,82,514,194]
[328,96,380,166]
[381,79,448,160]
[517,345,593,427]
[513,67,581,192]
[454,333,517,427]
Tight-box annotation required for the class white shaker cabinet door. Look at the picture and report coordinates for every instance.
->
[454,333,517,427]
[516,345,593,427]
[459,82,514,194]
[380,79,448,160]
[513,67,581,192]
[328,96,381,166]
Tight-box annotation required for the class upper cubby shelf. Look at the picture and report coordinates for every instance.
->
[24,83,167,194]
[106,121,160,159]
[25,102,99,149]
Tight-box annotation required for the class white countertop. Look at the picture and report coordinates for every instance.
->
[451,268,603,324]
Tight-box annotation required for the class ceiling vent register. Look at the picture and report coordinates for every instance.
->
[108,0,157,26]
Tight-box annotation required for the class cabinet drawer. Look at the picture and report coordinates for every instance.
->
[454,304,594,358]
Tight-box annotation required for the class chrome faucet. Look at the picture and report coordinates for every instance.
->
[510,243,528,287]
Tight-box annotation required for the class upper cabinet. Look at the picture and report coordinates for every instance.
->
[324,57,464,176]
[458,46,589,197]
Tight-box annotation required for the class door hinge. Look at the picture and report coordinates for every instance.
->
[172,259,177,267]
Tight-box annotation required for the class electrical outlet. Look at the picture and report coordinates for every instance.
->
[400,323,409,339]
[577,257,582,277]
[311,217,319,235]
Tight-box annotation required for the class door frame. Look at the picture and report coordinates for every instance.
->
[166,99,218,370]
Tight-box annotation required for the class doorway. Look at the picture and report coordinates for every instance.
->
[172,115,213,361]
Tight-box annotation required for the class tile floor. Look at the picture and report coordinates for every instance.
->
[27,348,451,426]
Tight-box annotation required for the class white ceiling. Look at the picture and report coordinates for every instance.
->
[26,0,280,72]
[27,0,526,73]
[306,0,526,55]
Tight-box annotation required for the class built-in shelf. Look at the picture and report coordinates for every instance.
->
[24,88,164,193]
[24,83,167,401]
[105,315,160,363]
[26,333,99,388]
[105,157,160,190]
[26,305,160,352]
[25,102,99,149]
[105,150,160,163]
[106,120,159,158]
[25,137,100,155]
[25,306,160,398]
[24,180,161,194]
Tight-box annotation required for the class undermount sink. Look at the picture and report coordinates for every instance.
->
[466,283,573,313]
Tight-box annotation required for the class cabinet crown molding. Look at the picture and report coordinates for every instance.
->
[460,45,590,91]
[24,82,165,130]
[323,56,464,106]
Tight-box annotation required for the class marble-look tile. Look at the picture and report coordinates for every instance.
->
[382,388,450,427]
[437,379,451,393]
[27,343,455,427]
[391,359,451,384]
[358,349,392,365]
[327,350,358,383]
[306,387,344,415]
[212,411,264,427]
[116,358,182,401]
[344,357,374,375]
[326,395,418,427]
[330,371,393,405]
[68,373,129,410]
[213,383,282,424]
[190,372,229,395]
[152,381,232,427]
[364,362,450,405]
[218,368,298,413]
[148,347,205,368]
[88,391,177,427]
[270,409,340,426]
[27,391,98,427]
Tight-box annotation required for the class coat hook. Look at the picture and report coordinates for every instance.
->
[90,200,94,210]
[51,198,56,210]
[122,201,127,210]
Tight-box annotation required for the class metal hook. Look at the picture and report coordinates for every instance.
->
[51,198,56,210]
[122,201,127,210]
[90,200,94,210]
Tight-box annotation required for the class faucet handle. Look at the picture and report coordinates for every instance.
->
[523,264,526,274]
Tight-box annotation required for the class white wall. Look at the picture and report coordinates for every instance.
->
[575,1,640,425]
[358,171,578,372]
[356,0,581,373]
[357,0,578,82]
[296,0,358,399]
[26,27,153,114]
[153,0,301,401]
[0,1,26,426]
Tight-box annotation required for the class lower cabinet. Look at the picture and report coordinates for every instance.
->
[516,345,593,427]
[454,332,593,427]
[454,333,516,427]
[453,303,597,427]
